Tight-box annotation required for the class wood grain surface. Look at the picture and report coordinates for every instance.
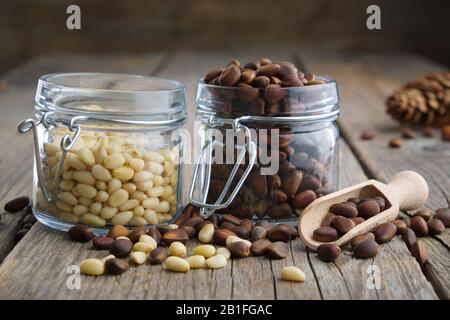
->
[0,50,447,299]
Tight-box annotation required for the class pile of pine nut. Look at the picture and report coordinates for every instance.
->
[36,129,180,227]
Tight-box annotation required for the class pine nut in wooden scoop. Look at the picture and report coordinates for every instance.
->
[299,171,428,250]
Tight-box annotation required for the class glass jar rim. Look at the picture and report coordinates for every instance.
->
[196,76,339,122]
[39,72,185,94]
[35,73,187,127]
[198,75,337,91]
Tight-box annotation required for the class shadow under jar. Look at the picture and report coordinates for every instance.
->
[191,77,340,222]
[18,73,187,233]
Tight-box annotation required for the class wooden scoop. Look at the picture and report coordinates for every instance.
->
[298,171,428,250]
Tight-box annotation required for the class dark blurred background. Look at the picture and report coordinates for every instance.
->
[1,0,449,73]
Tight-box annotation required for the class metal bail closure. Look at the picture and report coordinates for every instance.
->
[17,112,82,203]
[189,116,257,218]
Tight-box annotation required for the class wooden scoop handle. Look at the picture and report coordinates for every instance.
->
[385,170,428,211]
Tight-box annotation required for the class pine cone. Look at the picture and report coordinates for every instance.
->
[386,71,450,127]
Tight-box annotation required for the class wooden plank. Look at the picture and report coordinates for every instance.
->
[0,140,434,299]
[0,53,167,263]
[298,51,449,299]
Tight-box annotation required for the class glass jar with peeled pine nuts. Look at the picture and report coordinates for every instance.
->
[18,73,187,233]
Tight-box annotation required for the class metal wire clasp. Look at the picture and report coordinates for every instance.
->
[17,113,83,203]
[189,116,257,218]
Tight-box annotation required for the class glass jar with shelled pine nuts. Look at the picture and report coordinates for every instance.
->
[18,73,187,233]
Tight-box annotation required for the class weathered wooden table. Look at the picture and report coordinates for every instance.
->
[0,49,448,299]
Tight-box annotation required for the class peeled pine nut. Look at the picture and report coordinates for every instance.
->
[142,198,159,209]
[144,209,158,224]
[161,186,173,199]
[148,186,164,198]
[205,254,227,269]
[60,180,75,191]
[94,147,107,164]
[58,192,78,206]
[281,266,306,282]
[131,191,147,201]
[95,190,109,203]
[163,162,174,177]
[155,201,170,213]
[78,197,93,206]
[133,206,144,216]
[119,199,139,211]
[44,130,180,228]
[133,241,156,253]
[81,213,107,227]
[73,205,88,216]
[79,258,105,276]
[146,162,164,175]
[129,216,147,226]
[122,182,137,194]
[198,223,215,243]
[96,181,107,190]
[60,212,79,224]
[192,244,216,258]
[152,175,164,186]
[77,148,95,166]
[133,170,153,182]
[91,164,112,181]
[136,180,153,192]
[100,206,118,219]
[62,170,73,180]
[110,210,133,225]
[144,151,165,163]
[139,234,157,247]
[129,158,145,172]
[108,179,122,193]
[185,255,206,269]
[44,143,60,156]
[130,251,147,265]
[73,171,96,185]
[66,153,87,171]
[169,241,187,257]
[108,189,129,207]
[164,256,190,272]
[55,200,72,212]
[75,184,97,199]
[112,166,134,180]
[216,247,231,260]
[90,202,102,215]
[104,153,126,169]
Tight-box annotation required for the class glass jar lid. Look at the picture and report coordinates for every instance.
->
[36,73,187,129]
[196,76,339,123]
